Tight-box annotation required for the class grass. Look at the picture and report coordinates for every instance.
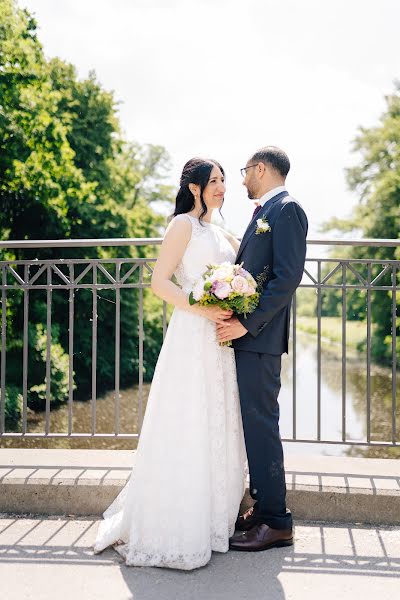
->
[296,316,373,350]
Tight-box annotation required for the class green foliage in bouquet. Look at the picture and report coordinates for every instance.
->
[190,289,260,317]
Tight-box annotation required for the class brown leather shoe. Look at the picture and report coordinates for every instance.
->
[235,505,263,532]
[229,523,293,552]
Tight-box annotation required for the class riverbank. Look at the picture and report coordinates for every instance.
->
[296,316,372,352]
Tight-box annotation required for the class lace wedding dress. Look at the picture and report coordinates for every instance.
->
[93,214,247,570]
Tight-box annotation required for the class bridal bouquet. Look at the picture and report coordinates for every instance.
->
[189,262,260,345]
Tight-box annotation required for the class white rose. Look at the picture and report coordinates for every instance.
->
[231,275,249,294]
[214,281,232,299]
[213,266,234,281]
[256,218,271,232]
[246,274,257,287]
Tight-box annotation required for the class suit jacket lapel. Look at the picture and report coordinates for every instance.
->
[236,191,288,261]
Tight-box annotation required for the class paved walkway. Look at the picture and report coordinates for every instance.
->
[0,516,399,600]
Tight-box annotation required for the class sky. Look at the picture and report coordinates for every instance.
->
[22,0,400,239]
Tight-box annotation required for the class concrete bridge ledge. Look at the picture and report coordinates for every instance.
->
[0,449,399,525]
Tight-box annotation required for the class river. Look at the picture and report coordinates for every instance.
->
[1,333,399,458]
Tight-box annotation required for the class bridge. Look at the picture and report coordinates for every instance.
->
[0,237,399,599]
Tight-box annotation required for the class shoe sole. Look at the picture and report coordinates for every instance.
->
[229,538,294,552]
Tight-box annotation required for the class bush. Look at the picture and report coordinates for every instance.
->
[4,385,23,425]
[28,323,71,408]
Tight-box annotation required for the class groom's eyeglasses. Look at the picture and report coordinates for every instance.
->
[240,164,259,178]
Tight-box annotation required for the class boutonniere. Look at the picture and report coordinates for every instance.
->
[255,216,271,235]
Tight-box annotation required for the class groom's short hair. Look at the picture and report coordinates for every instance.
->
[250,146,290,178]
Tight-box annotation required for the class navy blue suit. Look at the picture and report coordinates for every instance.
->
[233,191,308,529]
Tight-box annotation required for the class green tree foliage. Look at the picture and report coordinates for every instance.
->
[0,1,173,423]
[322,83,400,365]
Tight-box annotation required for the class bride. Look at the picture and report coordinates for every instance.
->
[93,157,247,570]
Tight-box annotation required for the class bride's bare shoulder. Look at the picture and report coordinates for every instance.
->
[163,214,192,242]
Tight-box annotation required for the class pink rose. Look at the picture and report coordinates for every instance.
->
[213,281,231,299]
[231,275,249,294]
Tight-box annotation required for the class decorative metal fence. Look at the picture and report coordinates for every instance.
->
[0,238,398,448]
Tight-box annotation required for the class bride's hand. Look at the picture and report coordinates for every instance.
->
[198,305,233,323]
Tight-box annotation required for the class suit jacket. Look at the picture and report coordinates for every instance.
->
[233,191,308,354]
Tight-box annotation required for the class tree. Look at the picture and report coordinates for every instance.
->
[322,82,400,365]
[0,0,174,423]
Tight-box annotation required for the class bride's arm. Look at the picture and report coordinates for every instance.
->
[216,226,241,253]
[151,218,232,323]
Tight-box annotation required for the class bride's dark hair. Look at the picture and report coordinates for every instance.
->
[172,157,225,223]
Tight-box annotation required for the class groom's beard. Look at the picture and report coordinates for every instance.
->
[246,184,256,199]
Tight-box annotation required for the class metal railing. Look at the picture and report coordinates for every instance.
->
[0,238,398,447]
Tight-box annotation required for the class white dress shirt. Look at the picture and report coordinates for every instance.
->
[258,186,287,207]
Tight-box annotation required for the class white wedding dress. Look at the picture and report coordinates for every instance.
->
[93,214,247,570]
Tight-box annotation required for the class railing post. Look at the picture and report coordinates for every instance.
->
[138,264,144,433]
[45,266,52,435]
[366,263,372,443]
[115,262,121,436]
[292,292,297,440]
[0,266,6,435]
[91,264,98,435]
[317,260,322,441]
[392,265,397,444]
[341,263,347,442]
[22,264,29,435]
[68,264,74,436]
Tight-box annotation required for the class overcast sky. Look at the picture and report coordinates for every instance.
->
[22,0,399,238]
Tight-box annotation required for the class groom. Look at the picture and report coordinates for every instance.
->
[217,146,308,551]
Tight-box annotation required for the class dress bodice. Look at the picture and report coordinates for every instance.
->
[173,214,236,293]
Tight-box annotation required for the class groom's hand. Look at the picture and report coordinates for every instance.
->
[216,316,247,343]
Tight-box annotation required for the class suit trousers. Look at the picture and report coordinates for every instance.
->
[234,349,292,530]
